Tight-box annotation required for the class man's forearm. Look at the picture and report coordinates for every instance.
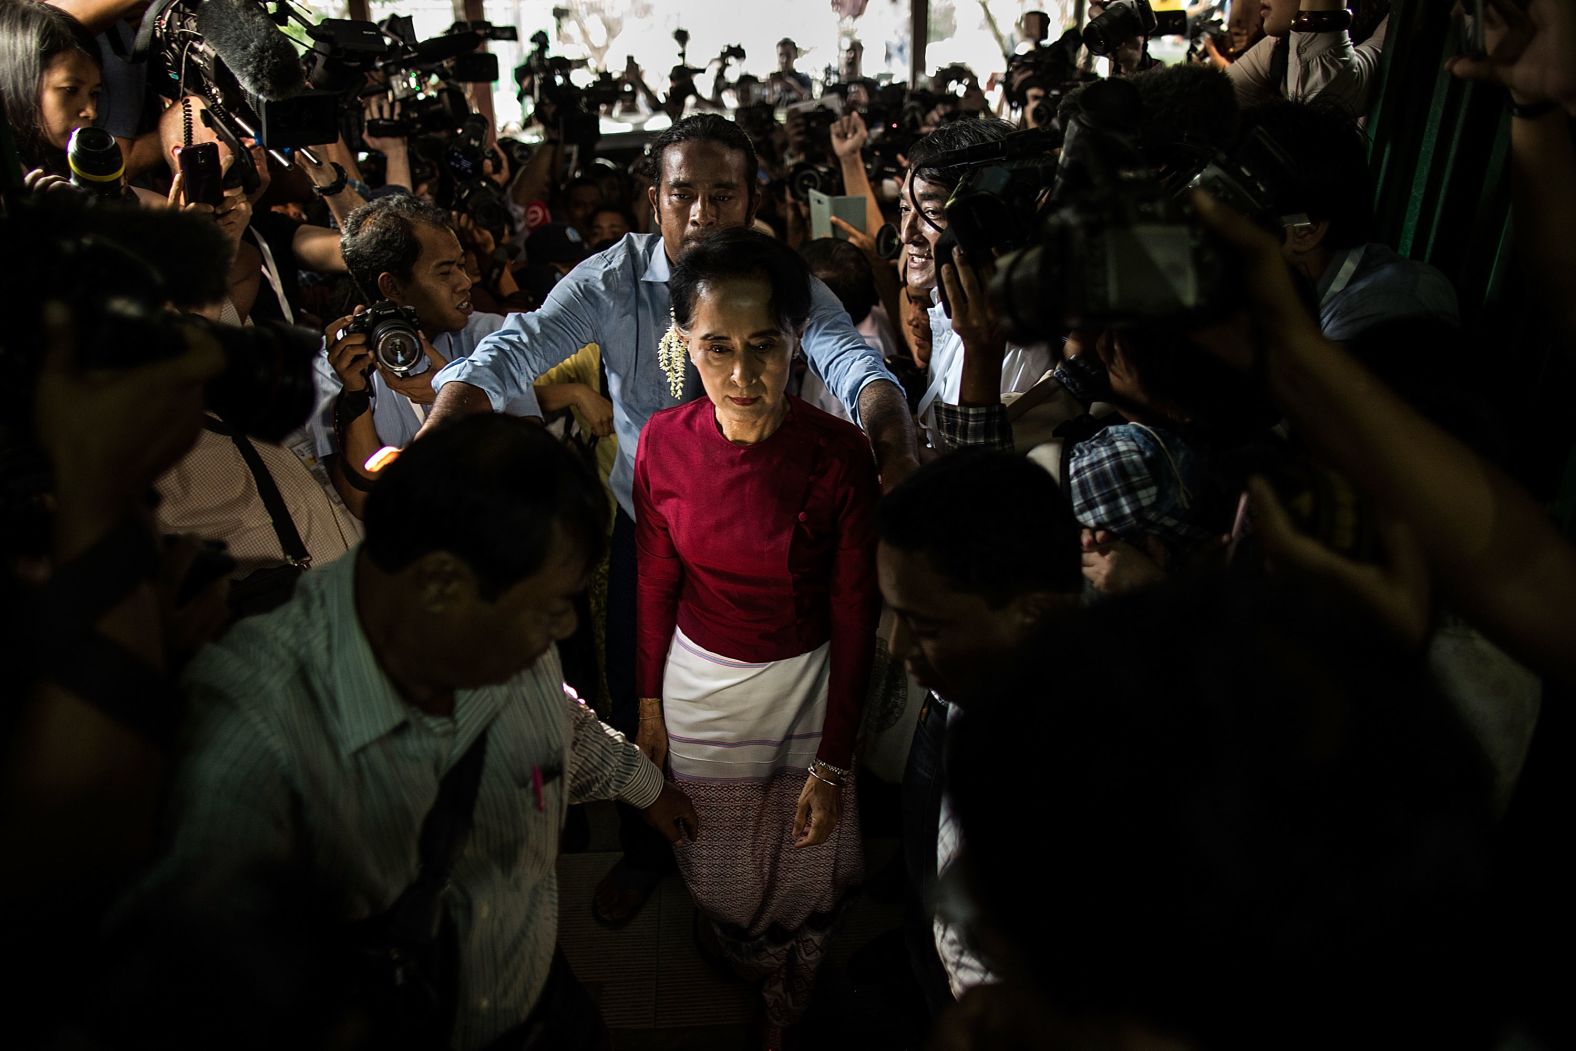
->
[1511,107,1576,338]
[45,0,138,33]
[858,379,919,488]
[417,380,497,439]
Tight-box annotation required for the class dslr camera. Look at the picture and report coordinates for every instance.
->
[346,302,426,378]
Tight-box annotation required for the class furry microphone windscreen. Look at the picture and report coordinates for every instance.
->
[194,0,306,100]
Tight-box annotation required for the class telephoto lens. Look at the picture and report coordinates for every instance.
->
[66,127,126,197]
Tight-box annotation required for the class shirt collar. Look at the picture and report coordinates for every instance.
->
[320,549,413,757]
[640,233,673,284]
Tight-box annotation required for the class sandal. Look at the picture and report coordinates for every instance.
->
[589,859,662,929]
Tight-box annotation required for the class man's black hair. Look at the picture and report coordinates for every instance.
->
[670,227,813,334]
[1241,99,1372,249]
[1130,63,1240,175]
[877,449,1083,603]
[798,237,877,327]
[647,113,760,201]
[363,415,608,601]
[340,195,453,304]
[905,115,1015,191]
[0,0,100,173]
[563,173,602,197]
[951,575,1496,1047]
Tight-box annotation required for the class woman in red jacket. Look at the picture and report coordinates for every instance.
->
[633,228,879,1044]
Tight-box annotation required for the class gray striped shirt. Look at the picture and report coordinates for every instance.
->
[150,548,663,1049]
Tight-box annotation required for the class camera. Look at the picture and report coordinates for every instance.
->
[346,302,426,378]
[138,0,339,169]
[1083,0,1187,56]
[986,80,1234,338]
[2,194,319,444]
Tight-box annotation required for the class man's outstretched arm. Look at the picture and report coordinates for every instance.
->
[859,379,920,492]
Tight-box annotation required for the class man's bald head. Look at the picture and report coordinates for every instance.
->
[158,95,236,172]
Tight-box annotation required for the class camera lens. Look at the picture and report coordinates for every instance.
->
[67,127,125,196]
[1083,4,1143,56]
[198,319,321,443]
[374,321,425,376]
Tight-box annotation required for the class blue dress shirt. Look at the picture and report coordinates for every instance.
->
[431,232,899,519]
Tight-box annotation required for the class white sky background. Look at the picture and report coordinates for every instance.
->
[295,0,1091,133]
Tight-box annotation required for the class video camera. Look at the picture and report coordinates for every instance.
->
[514,29,626,156]
[135,0,342,186]
[975,79,1235,336]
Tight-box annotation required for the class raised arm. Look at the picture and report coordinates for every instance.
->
[1194,192,1576,686]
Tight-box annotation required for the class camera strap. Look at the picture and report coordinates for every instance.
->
[205,418,313,570]
[247,228,295,325]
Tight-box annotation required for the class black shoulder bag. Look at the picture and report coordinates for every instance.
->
[349,727,491,1050]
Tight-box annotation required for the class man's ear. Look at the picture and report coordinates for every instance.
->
[647,181,660,224]
[746,185,763,225]
[1286,217,1330,255]
[1008,590,1072,631]
[413,552,474,614]
[376,272,402,301]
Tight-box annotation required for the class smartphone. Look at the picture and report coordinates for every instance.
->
[178,141,223,206]
[808,189,866,241]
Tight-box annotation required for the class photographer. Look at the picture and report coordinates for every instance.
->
[770,37,814,105]
[0,0,99,179]
[1228,0,1390,116]
[897,118,1053,451]
[314,195,509,518]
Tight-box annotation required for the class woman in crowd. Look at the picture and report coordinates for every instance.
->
[0,0,100,177]
[633,228,879,1046]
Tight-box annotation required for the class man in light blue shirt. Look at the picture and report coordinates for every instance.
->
[423,114,919,926]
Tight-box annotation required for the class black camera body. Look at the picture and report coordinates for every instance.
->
[991,174,1234,337]
[347,302,426,378]
[1083,0,1186,56]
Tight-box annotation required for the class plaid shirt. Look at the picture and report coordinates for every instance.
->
[933,402,1014,452]
[1068,422,1219,556]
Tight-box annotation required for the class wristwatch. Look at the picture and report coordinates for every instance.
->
[311,161,349,199]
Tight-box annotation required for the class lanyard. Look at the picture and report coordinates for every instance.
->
[250,228,294,325]
[1320,245,1367,308]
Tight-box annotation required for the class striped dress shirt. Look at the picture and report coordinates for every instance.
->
[150,548,664,1049]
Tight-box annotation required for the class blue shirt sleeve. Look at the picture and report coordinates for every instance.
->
[432,254,622,418]
[799,276,901,430]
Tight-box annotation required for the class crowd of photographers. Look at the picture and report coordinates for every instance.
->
[5,0,1576,1047]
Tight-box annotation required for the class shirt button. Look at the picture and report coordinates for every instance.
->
[477,902,491,920]
[798,512,808,522]
[477,996,490,1010]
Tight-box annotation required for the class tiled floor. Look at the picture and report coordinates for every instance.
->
[557,800,927,1050]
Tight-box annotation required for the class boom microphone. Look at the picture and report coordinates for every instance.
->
[195,0,306,100]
